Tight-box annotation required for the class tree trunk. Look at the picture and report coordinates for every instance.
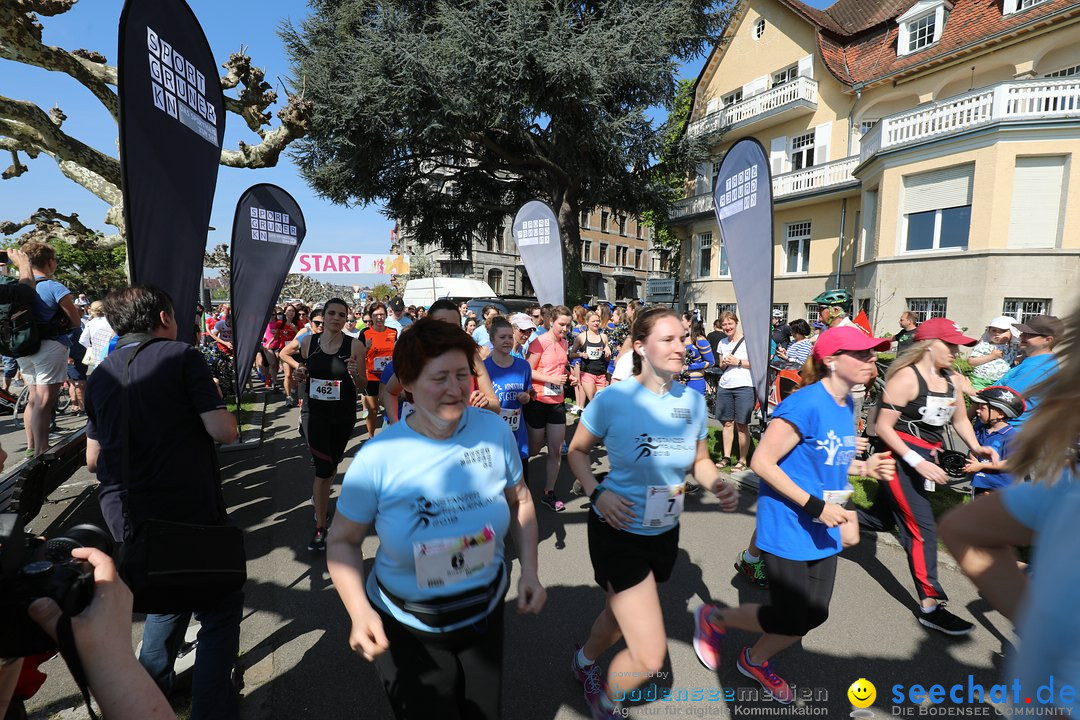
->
[556,192,585,306]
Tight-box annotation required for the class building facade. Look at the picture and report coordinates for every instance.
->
[410,210,662,303]
[672,0,1080,333]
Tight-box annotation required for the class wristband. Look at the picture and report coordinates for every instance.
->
[902,450,923,468]
[590,484,607,502]
[802,494,826,519]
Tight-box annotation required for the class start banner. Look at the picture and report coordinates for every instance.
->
[289,253,410,275]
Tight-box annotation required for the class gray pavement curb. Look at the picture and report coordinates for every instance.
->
[220,394,268,452]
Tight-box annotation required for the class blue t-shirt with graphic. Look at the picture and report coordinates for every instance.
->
[756,381,857,561]
[32,277,72,345]
[337,407,522,632]
[998,353,1058,427]
[971,422,1017,490]
[483,355,532,458]
[580,379,707,536]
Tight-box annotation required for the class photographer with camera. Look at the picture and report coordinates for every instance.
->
[1,547,176,720]
[85,285,241,720]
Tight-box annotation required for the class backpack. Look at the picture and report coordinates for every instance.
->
[0,276,42,358]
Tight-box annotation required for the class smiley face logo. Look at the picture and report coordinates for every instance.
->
[848,678,876,708]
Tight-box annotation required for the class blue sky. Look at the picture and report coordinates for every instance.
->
[0,0,833,285]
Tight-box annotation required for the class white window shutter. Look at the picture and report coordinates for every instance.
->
[814,122,831,163]
[770,136,788,175]
[903,164,974,214]
[1003,0,1019,13]
[696,162,711,195]
[1008,156,1066,249]
[743,75,769,98]
[706,98,719,114]
[798,55,814,79]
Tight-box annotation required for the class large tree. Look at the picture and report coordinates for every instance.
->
[283,0,729,303]
[0,0,314,245]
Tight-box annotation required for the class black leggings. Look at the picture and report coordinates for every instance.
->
[757,553,837,637]
[857,444,946,601]
[373,602,504,720]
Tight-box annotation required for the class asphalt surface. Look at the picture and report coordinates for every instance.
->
[23,395,1015,719]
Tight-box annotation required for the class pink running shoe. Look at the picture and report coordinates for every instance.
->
[692,603,725,671]
[736,646,795,704]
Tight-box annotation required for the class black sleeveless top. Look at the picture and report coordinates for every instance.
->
[302,334,357,420]
[886,366,956,446]
[581,332,608,375]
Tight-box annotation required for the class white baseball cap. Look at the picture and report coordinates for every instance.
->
[986,316,1016,331]
[510,313,535,330]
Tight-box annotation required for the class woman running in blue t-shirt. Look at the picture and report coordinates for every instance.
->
[566,307,739,719]
[692,327,895,703]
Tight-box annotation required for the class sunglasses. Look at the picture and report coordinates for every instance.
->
[838,349,876,362]
[311,320,324,327]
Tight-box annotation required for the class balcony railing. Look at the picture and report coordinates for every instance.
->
[687,76,819,138]
[669,155,859,220]
[860,77,1080,164]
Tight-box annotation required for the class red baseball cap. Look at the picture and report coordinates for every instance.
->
[913,317,978,346]
[813,326,891,361]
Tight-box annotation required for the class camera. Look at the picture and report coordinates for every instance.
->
[0,513,114,657]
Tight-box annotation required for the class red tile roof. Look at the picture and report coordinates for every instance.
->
[776,0,1080,87]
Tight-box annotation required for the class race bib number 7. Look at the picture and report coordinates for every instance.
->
[642,484,685,528]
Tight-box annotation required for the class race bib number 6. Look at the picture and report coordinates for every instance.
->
[413,525,497,590]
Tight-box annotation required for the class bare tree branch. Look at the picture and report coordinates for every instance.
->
[219,93,312,168]
[0,2,120,118]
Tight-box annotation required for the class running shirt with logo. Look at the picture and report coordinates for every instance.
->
[997,353,1059,428]
[337,407,522,632]
[483,355,532,458]
[891,367,955,446]
[302,334,357,420]
[756,381,857,561]
[365,327,398,381]
[580,379,707,536]
[528,332,568,404]
[580,332,608,376]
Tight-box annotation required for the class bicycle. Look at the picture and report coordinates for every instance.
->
[2,383,72,428]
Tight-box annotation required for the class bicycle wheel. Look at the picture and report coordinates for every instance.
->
[56,385,71,414]
[14,386,29,428]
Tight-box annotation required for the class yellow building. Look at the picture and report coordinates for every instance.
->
[671,0,1080,334]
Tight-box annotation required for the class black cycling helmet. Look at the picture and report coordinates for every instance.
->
[813,289,852,306]
[971,385,1026,419]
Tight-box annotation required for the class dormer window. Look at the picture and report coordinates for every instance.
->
[897,0,951,57]
[754,19,766,39]
[1004,0,1048,13]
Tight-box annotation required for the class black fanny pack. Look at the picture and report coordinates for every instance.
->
[376,564,506,628]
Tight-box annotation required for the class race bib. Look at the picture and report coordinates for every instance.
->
[499,407,521,431]
[543,382,562,397]
[586,347,603,360]
[919,395,956,427]
[374,355,391,372]
[642,484,685,529]
[310,378,341,401]
[413,525,497,590]
[823,489,853,505]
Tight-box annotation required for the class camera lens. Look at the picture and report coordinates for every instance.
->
[44,524,114,563]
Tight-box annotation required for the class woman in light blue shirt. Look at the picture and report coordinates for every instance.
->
[566,307,739,719]
[328,318,545,720]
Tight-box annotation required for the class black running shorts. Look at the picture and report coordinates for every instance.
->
[523,400,566,429]
[587,509,679,593]
[301,411,356,478]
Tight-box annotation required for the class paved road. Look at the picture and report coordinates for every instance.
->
[25,396,1015,719]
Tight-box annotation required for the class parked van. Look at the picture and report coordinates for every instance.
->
[402,277,498,308]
